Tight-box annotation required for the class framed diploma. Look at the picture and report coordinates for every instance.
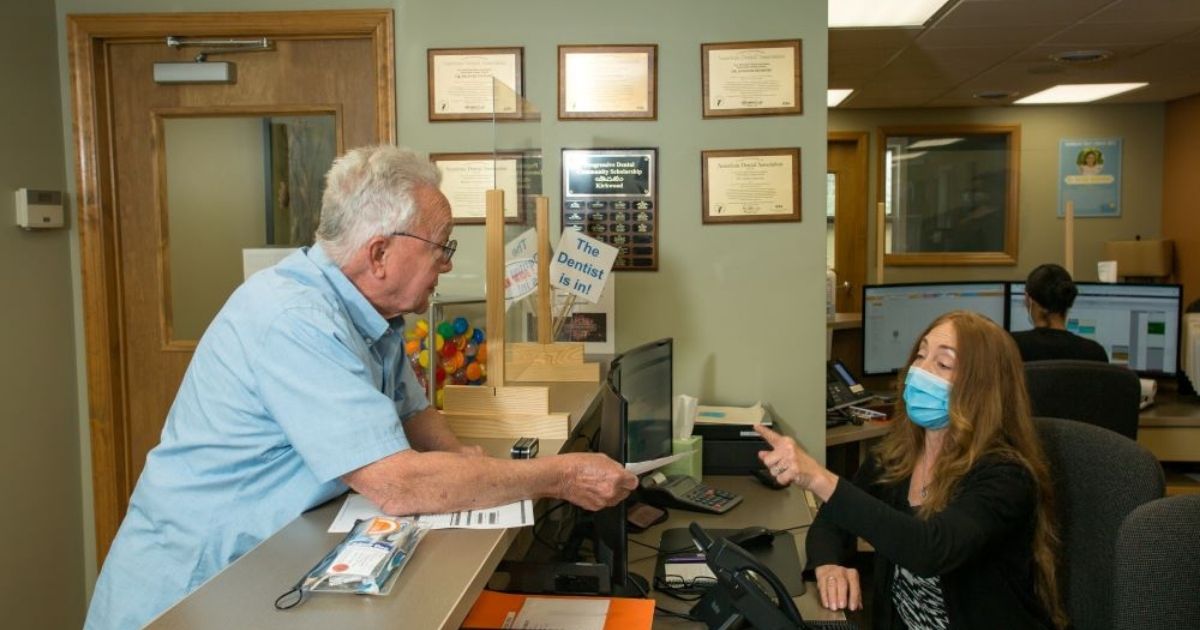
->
[561,148,658,271]
[701,40,801,118]
[430,152,523,224]
[558,45,657,120]
[701,148,801,224]
[427,47,523,121]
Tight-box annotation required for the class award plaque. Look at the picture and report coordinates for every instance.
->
[561,148,658,271]
[701,40,802,118]
[701,148,801,224]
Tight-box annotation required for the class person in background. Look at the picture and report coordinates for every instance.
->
[1012,263,1108,363]
[756,311,1066,630]
[85,145,638,630]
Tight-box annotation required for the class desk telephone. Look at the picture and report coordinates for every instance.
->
[826,359,870,411]
[639,472,742,514]
[688,522,858,630]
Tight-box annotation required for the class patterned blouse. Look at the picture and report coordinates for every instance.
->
[892,564,949,630]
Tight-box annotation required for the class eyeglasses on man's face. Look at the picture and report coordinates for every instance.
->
[390,232,457,264]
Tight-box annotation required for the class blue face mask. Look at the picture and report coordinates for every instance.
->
[903,365,951,430]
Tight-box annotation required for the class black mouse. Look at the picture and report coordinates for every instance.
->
[725,526,776,549]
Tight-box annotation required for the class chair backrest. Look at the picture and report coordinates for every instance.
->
[1025,360,1142,439]
[1034,417,1165,630]
[1113,495,1200,630]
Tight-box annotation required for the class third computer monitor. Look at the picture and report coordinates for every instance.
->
[1008,282,1182,376]
[862,282,1009,375]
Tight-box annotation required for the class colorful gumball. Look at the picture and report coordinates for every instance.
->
[405,339,420,355]
[434,389,444,409]
[437,321,455,340]
[414,319,429,339]
[471,328,485,344]
[465,362,482,381]
[434,334,445,352]
[435,365,446,384]
[441,342,457,359]
[417,349,430,368]
[475,342,487,363]
[464,342,478,358]
[453,316,469,336]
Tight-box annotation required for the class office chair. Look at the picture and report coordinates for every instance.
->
[1113,495,1200,630]
[1025,360,1142,439]
[1034,417,1164,630]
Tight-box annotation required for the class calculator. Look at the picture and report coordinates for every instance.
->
[639,472,743,514]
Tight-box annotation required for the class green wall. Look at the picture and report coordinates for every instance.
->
[830,104,1165,284]
[53,0,830,614]
[1,2,85,629]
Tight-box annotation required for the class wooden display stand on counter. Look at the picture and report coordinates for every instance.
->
[441,191,597,441]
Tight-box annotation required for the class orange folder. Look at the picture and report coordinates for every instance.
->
[461,589,654,629]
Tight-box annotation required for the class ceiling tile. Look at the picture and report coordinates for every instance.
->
[935,0,1111,28]
[1047,20,1200,46]
[1085,0,1200,23]
[915,24,1060,49]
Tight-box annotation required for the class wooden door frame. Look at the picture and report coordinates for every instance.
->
[67,10,395,561]
[828,131,869,310]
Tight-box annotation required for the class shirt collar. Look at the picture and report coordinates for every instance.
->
[306,243,398,345]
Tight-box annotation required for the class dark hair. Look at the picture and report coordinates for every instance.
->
[1025,263,1077,315]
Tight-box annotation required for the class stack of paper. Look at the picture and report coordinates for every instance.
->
[694,401,768,426]
[328,494,534,533]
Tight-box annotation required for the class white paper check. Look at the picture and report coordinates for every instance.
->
[625,452,688,476]
[328,493,535,533]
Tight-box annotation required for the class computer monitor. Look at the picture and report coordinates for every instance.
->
[1008,282,1183,376]
[862,282,1008,375]
[595,337,673,595]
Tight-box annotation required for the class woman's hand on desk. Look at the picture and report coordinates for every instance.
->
[815,564,862,612]
[754,424,839,502]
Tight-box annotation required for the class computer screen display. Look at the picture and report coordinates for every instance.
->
[1008,282,1183,375]
[862,282,1008,375]
[595,337,672,594]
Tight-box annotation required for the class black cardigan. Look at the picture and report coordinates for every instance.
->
[806,454,1053,630]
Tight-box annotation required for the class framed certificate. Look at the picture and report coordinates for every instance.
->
[701,40,802,118]
[430,152,523,224]
[558,45,657,120]
[427,47,523,121]
[701,148,801,224]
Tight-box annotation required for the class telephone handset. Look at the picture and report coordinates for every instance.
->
[826,359,868,411]
[688,522,858,630]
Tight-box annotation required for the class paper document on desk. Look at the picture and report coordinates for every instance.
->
[625,452,687,476]
[694,402,767,426]
[513,597,609,630]
[329,493,534,533]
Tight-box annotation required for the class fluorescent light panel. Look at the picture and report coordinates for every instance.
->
[1015,83,1148,104]
[828,89,853,107]
[829,0,952,28]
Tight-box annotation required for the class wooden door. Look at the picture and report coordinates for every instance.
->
[828,133,869,313]
[67,11,394,561]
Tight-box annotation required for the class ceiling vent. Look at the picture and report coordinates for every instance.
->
[1050,49,1113,64]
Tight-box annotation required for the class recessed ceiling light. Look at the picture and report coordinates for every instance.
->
[1015,83,1148,104]
[1050,49,1112,64]
[829,0,953,27]
[828,89,853,107]
[973,90,1017,101]
[908,138,963,149]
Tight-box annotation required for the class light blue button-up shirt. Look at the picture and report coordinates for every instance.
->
[85,244,427,629]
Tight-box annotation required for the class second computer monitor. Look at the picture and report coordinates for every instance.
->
[1008,282,1182,376]
[862,282,1008,375]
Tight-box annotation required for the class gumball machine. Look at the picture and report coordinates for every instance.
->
[404,296,487,409]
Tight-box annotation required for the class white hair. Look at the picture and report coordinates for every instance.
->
[315,145,442,266]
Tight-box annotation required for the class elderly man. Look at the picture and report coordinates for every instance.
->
[85,146,637,629]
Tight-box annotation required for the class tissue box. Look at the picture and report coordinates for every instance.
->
[660,436,703,481]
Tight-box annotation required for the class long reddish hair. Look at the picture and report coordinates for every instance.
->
[873,311,1066,628]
